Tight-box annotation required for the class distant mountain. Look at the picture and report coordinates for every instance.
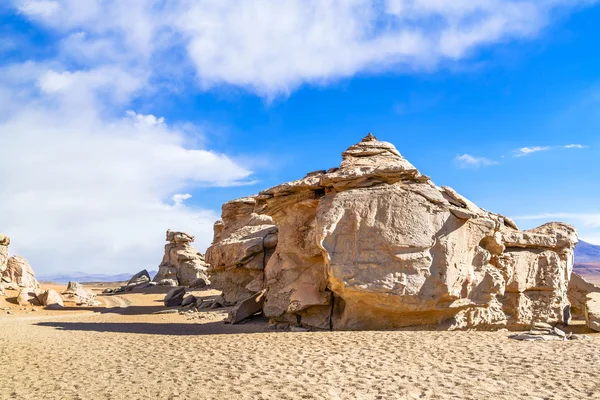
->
[575,240,600,263]
[574,240,600,277]
[38,270,157,284]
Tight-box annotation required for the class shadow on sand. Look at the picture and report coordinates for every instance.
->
[35,317,269,336]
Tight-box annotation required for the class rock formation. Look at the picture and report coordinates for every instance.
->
[207,134,578,330]
[567,272,600,319]
[585,292,600,331]
[205,197,277,303]
[153,230,210,287]
[128,270,151,287]
[0,233,9,275]
[62,282,98,305]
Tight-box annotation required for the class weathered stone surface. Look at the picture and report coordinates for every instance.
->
[0,233,9,274]
[153,230,210,287]
[128,270,151,287]
[2,255,39,289]
[164,287,186,307]
[62,282,97,305]
[568,272,600,319]
[206,197,278,304]
[38,289,64,308]
[181,294,197,308]
[17,288,37,306]
[211,134,578,330]
[228,290,266,324]
[585,292,600,331]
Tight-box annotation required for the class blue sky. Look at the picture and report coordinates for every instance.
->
[1,1,599,275]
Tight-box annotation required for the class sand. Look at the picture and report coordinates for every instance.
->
[1,284,600,400]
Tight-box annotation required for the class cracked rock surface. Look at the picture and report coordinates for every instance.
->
[207,134,578,330]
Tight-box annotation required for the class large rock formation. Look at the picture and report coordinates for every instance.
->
[205,197,278,303]
[567,272,600,319]
[207,134,578,330]
[0,233,9,275]
[153,230,210,287]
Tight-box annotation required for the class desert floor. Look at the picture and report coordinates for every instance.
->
[1,284,600,400]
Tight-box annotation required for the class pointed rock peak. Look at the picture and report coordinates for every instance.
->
[362,132,377,142]
[340,135,418,172]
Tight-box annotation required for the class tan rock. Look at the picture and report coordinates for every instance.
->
[585,292,600,331]
[211,134,578,331]
[206,197,278,303]
[62,282,97,305]
[153,230,210,287]
[3,255,39,289]
[0,233,9,274]
[567,272,600,319]
[38,288,64,308]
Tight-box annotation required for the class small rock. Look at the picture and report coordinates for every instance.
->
[153,309,179,315]
[189,277,210,289]
[181,294,197,308]
[158,279,179,287]
[553,327,566,337]
[102,288,114,294]
[164,287,186,307]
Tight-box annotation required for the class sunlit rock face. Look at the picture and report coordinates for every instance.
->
[208,134,578,330]
[153,230,210,287]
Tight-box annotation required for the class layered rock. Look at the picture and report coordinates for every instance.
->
[567,273,600,319]
[206,197,278,303]
[0,233,9,275]
[208,134,579,330]
[3,255,39,289]
[153,230,210,287]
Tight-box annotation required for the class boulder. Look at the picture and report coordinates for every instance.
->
[38,289,64,308]
[2,255,39,289]
[127,270,151,287]
[164,287,186,307]
[568,272,600,319]
[209,134,578,331]
[228,290,266,324]
[181,294,197,308]
[585,292,600,331]
[62,282,97,305]
[153,231,210,287]
[189,277,210,289]
[17,288,38,306]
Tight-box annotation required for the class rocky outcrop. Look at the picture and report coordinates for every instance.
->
[38,288,64,308]
[128,270,151,287]
[3,255,39,289]
[567,273,600,319]
[62,282,98,305]
[585,293,600,331]
[153,230,210,287]
[208,134,578,330]
[164,287,186,307]
[0,234,9,275]
[205,197,278,303]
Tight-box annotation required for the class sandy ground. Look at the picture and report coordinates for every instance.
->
[2,284,600,400]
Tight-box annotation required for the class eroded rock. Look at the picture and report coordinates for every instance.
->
[153,230,210,287]
[164,287,186,307]
[3,255,39,289]
[209,134,578,330]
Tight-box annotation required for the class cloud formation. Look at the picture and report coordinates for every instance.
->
[0,62,253,274]
[454,154,497,168]
[12,0,599,97]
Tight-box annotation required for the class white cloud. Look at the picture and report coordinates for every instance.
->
[17,0,58,18]
[454,154,497,168]
[0,63,253,275]
[514,144,589,156]
[11,0,598,97]
[514,146,551,156]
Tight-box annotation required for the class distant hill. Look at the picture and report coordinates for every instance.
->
[38,270,157,284]
[574,240,600,278]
